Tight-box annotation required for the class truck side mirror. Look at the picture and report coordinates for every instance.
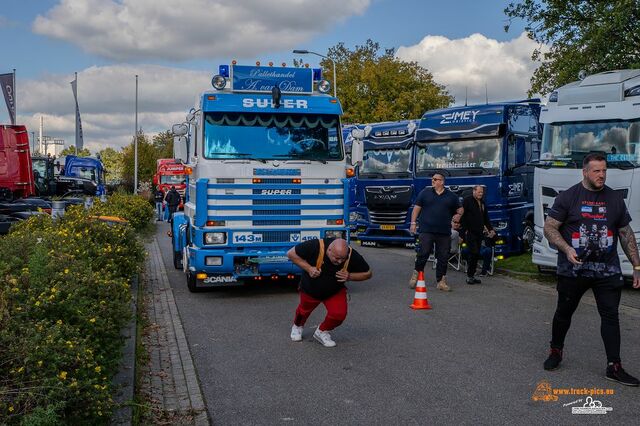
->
[351,139,364,166]
[174,136,188,164]
[172,123,188,137]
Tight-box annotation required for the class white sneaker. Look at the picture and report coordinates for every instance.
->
[290,325,303,342]
[313,327,336,347]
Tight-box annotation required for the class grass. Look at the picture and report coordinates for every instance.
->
[494,252,556,284]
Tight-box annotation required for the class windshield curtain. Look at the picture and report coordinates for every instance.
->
[360,148,411,175]
[415,138,502,173]
[541,120,640,167]
[160,174,186,185]
[203,112,343,161]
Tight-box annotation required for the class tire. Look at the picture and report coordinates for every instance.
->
[173,250,183,270]
[521,221,534,253]
[187,272,200,293]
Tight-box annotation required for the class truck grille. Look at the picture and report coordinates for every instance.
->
[369,210,408,225]
[256,231,294,243]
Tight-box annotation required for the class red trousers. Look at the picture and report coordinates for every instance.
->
[293,288,348,331]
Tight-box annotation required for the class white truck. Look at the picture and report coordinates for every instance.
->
[532,69,640,276]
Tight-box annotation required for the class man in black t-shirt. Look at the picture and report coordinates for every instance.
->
[543,153,640,386]
[287,238,372,347]
[409,172,463,291]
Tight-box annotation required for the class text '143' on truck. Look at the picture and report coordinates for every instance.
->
[348,120,419,248]
[170,63,363,292]
[532,69,640,276]
[414,100,542,257]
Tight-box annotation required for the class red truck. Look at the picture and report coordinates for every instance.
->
[0,125,36,200]
[153,159,186,209]
[0,124,52,233]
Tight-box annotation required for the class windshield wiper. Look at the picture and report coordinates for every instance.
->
[208,153,266,163]
[359,172,386,178]
[417,168,451,176]
[608,160,636,170]
[272,154,327,164]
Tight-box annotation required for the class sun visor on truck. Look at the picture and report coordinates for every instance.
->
[415,108,505,142]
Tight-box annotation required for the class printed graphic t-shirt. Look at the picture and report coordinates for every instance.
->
[295,238,370,300]
[547,183,631,278]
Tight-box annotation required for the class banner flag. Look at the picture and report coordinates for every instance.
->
[0,72,16,124]
[70,75,84,151]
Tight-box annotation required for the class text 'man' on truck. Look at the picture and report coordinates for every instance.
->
[171,63,363,292]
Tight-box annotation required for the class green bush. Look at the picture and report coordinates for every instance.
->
[0,206,145,424]
[89,192,154,232]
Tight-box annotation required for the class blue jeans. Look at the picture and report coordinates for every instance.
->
[155,202,163,220]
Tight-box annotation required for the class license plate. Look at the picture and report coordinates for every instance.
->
[380,224,395,230]
[233,232,263,243]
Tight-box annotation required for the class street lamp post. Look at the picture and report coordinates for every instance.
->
[292,49,337,98]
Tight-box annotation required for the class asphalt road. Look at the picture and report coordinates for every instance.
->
[156,224,640,425]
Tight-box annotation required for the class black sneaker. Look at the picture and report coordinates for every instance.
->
[466,277,481,284]
[606,362,640,386]
[543,348,563,371]
[479,271,489,277]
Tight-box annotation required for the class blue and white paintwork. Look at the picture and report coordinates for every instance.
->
[172,64,350,290]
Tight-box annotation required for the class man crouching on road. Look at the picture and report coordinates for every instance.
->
[287,238,372,347]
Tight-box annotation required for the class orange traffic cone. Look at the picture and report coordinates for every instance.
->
[410,271,432,310]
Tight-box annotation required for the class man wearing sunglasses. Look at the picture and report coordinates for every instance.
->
[409,172,463,291]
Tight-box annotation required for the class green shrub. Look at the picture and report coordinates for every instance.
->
[0,206,145,424]
[89,192,154,232]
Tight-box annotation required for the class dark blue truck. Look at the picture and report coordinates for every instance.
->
[349,120,419,247]
[413,100,542,256]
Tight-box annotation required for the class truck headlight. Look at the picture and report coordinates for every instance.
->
[205,256,222,266]
[325,230,344,239]
[494,221,508,230]
[534,230,543,243]
[349,212,360,223]
[204,232,226,245]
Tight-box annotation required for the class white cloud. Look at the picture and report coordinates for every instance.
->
[397,32,545,105]
[17,64,211,153]
[33,0,370,61]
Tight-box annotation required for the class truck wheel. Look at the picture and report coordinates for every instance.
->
[522,221,534,253]
[173,250,183,270]
[187,272,200,293]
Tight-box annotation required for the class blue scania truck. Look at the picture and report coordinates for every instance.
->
[348,120,419,247]
[171,63,362,291]
[414,100,542,256]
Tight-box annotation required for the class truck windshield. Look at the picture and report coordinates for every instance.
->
[70,166,97,182]
[32,159,48,177]
[160,174,185,185]
[415,138,501,175]
[540,120,640,168]
[360,148,411,178]
[203,112,343,161]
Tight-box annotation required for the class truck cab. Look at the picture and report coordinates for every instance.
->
[58,155,106,196]
[414,101,542,256]
[349,120,418,247]
[171,63,363,291]
[532,69,640,276]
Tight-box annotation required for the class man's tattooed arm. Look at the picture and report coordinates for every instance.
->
[618,224,640,266]
[543,216,570,254]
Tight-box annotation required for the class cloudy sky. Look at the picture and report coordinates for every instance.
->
[1,0,542,153]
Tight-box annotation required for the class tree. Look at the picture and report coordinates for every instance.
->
[121,131,158,192]
[505,0,640,96]
[97,147,124,184]
[59,145,91,157]
[322,40,453,123]
[152,130,174,159]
